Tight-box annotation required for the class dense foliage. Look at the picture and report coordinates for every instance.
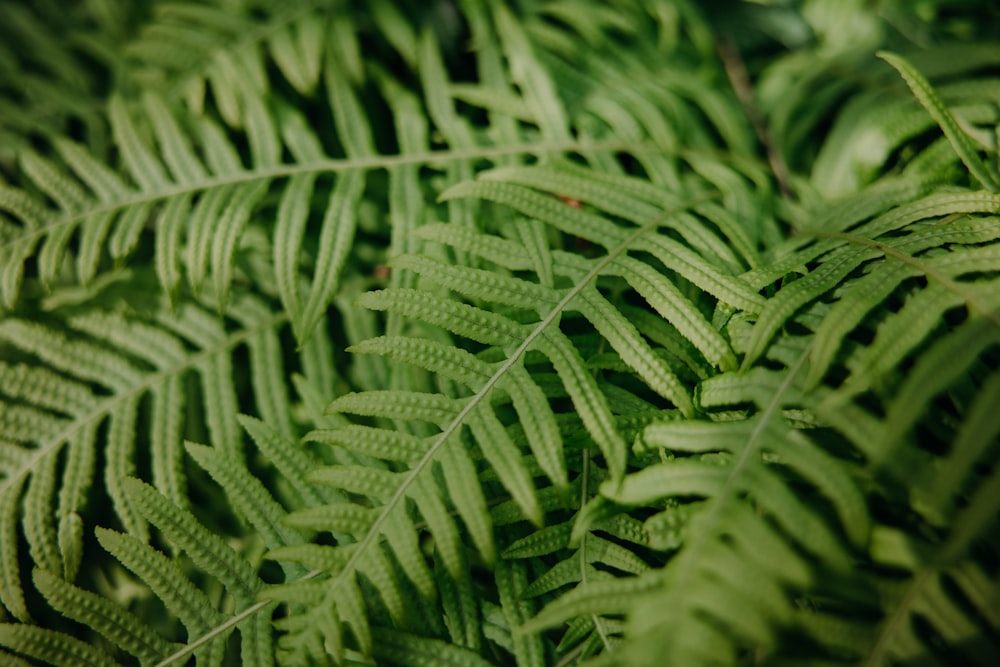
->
[1,1,999,665]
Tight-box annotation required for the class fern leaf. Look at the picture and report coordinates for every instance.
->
[32,568,174,664]
[357,288,527,349]
[240,415,337,507]
[866,527,1000,666]
[412,222,534,272]
[305,424,431,465]
[297,170,366,343]
[123,477,261,603]
[501,364,568,493]
[348,335,548,523]
[522,558,590,600]
[529,342,864,665]
[230,298,295,438]
[106,395,144,539]
[879,51,1000,192]
[0,476,30,623]
[185,442,304,552]
[915,370,1000,525]
[743,243,882,367]
[875,316,1000,469]
[0,649,33,667]
[269,13,325,95]
[272,172,313,337]
[5,4,998,666]
[370,626,497,667]
[536,330,629,484]
[479,163,670,227]
[55,512,84,583]
[494,3,571,144]
[805,218,1000,388]
[503,523,573,559]
[521,576,655,633]
[288,58,372,343]
[468,404,545,526]
[382,509,437,601]
[438,442,498,567]
[443,179,762,313]
[575,286,694,416]
[22,449,62,575]
[394,253,559,311]
[306,465,401,501]
[110,95,170,189]
[284,503,377,536]
[211,180,271,310]
[141,92,209,183]
[441,179,628,249]
[600,459,727,504]
[153,193,192,301]
[123,1,323,122]
[349,335,495,391]
[360,545,410,626]
[412,474,466,581]
[0,624,118,667]
[435,545,482,650]
[328,390,464,427]
[497,559,547,667]
[606,255,738,371]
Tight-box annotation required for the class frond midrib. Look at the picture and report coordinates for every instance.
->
[1,138,663,261]
[641,349,812,642]
[862,566,936,667]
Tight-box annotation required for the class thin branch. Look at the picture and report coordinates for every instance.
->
[716,35,795,199]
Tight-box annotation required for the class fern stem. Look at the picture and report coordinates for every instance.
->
[653,347,812,643]
[1,139,675,261]
[862,568,935,667]
[579,447,613,654]
[578,282,624,656]
[150,582,314,667]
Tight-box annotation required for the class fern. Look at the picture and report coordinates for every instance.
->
[1,1,999,666]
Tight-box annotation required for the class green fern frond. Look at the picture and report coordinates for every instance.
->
[122,0,332,121]
[185,441,305,553]
[521,336,873,666]
[0,2,124,152]
[124,476,261,601]
[744,190,1000,367]
[258,178,713,660]
[0,623,118,667]
[878,51,1000,192]
[0,285,312,657]
[94,526,229,647]
[866,508,1000,667]
[32,567,176,664]
[370,626,496,667]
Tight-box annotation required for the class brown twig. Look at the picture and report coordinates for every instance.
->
[716,35,795,199]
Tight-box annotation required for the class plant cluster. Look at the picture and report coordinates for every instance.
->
[1,0,999,665]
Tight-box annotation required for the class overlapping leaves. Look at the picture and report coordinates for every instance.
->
[1,1,999,667]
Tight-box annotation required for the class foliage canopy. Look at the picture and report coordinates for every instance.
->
[1,0,999,665]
